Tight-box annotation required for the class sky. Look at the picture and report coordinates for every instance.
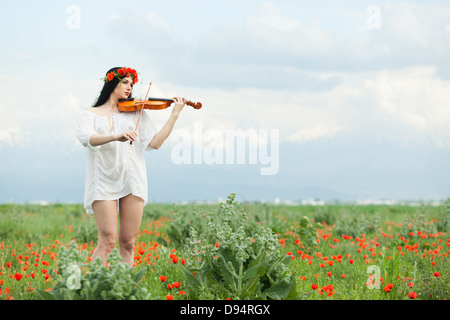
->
[0,0,449,205]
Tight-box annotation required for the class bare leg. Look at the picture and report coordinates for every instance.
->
[118,194,144,267]
[91,200,118,265]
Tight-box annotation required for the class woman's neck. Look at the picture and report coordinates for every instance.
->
[106,95,119,110]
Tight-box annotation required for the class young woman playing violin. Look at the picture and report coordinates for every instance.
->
[76,66,187,267]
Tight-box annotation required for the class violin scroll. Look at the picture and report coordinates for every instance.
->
[186,101,202,109]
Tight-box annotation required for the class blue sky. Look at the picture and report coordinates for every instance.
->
[1,0,449,204]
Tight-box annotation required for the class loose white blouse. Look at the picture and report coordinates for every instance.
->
[76,109,158,214]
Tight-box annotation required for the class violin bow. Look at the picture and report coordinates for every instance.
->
[131,82,152,145]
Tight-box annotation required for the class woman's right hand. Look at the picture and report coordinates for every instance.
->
[115,131,137,143]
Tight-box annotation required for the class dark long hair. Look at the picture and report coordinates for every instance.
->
[92,67,133,107]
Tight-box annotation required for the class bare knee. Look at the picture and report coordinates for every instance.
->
[119,237,136,253]
[98,234,116,252]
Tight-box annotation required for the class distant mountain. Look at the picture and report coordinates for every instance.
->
[1,134,449,204]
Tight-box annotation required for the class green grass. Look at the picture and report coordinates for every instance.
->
[0,199,448,300]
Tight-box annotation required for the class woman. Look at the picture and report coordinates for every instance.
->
[76,66,186,267]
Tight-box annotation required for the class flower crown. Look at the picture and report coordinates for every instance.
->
[103,67,139,85]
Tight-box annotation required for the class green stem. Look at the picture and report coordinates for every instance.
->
[237,259,243,297]
[222,258,239,279]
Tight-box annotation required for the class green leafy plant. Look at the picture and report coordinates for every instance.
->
[36,240,150,300]
[182,193,296,300]
[400,206,438,239]
[293,216,322,251]
[334,211,377,238]
[437,198,450,233]
[166,204,210,247]
[73,218,97,245]
[379,248,402,299]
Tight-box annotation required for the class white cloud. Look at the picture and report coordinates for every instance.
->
[287,124,344,142]
[192,1,450,74]
[0,74,97,150]
[363,66,450,146]
[196,2,336,65]
[2,2,450,153]
[2,63,449,153]
[248,3,301,32]
[187,65,449,146]
[0,126,20,147]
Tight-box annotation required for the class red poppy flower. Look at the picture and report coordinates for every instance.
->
[434,272,441,278]
[166,295,173,300]
[107,72,114,81]
[311,284,318,290]
[160,275,167,282]
[117,68,125,76]
[408,292,417,299]
[174,282,181,288]
[14,273,23,281]
[349,259,354,264]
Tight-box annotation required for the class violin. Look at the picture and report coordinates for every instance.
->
[118,97,202,111]
[120,82,202,145]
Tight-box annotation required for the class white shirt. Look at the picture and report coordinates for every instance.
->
[76,109,158,214]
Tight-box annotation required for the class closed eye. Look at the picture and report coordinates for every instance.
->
[121,78,132,87]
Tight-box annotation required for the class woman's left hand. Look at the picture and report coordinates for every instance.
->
[172,97,186,116]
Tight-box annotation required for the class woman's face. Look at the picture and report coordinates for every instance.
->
[113,76,133,99]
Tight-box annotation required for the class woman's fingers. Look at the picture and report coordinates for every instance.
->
[122,131,137,142]
[173,97,187,104]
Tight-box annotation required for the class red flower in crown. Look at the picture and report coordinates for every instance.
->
[104,67,139,85]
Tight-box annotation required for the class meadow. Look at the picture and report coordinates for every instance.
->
[0,193,448,301]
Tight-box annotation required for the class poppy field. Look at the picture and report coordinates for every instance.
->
[0,193,449,300]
